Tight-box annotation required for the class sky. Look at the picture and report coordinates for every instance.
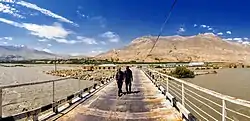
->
[0,0,250,56]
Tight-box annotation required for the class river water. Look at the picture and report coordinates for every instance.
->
[183,68,250,120]
[186,68,250,101]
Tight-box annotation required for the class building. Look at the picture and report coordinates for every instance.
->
[188,62,205,67]
[95,64,117,70]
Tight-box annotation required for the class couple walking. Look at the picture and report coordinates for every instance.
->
[115,66,133,96]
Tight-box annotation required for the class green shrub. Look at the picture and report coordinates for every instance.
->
[169,66,195,78]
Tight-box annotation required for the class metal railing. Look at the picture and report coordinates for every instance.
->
[0,74,115,120]
[144,68,250,121]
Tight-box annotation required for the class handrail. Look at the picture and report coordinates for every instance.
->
[145,68,250,120]
[148,68,250,108]
[0,72,115,120]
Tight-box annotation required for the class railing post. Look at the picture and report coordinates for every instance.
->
[222,99,226,121]
[0,87,2,119]
[52,81,58,113]
[166,77,169,92]
[182,83,185,107]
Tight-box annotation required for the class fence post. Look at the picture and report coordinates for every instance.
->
[0,87,2,119]
[222,99,226,121]
[182,83,185,107]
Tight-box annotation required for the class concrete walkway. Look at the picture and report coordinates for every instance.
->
[57,68,182,121]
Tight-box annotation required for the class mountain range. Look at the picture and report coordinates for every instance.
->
[0,45,58,60]
[96,33,250,64]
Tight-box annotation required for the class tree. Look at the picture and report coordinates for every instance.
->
[170,66,195,78]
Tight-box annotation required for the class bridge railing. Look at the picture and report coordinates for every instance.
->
[0,74,115,120]
[144,68,250,121]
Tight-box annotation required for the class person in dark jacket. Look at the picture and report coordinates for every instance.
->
[116,67,124,96]
[124,66,133,93]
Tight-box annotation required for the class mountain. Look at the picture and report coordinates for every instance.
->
[95,33,250,64]
[0,45,58,60]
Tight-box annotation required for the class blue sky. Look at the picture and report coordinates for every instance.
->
[0,0,250,56]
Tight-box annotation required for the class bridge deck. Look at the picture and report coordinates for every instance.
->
[57,69,182,121]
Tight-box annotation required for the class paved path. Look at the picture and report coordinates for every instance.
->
[57,68,182,121]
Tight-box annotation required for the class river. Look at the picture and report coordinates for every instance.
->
[186,68,250,101]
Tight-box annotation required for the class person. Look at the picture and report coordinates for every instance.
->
[115,67,124,96]
[124,66,133,93]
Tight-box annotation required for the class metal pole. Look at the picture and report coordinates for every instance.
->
[182,83,185,106]
[222,99,226,121]
[0,88,2,119]
[54,56,57,71]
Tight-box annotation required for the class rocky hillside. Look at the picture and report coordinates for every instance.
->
[95,33,250,64]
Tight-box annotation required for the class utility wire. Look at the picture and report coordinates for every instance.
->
[145,0,178,61]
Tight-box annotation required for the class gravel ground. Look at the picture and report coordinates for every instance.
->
[0,64,112,117]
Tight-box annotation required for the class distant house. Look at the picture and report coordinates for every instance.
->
[188,62,205,67]
[96,64,117,70]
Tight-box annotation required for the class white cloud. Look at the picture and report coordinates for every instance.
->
[3,41,8,44]
[0,2,25,18]
[42,48,52,53]
[200,25,207,28]
[177,27,185,33]
[76,36,98,44]
[47,43,52,47]
[243,37,248,40]
[1,0,77,26]
[233,38,242,41]
[38,39,49,42]
[242,41,250,45]
[226,31,232,34]
[0,18,72,41]
[217,32,223,35]
[223,38,233,41]
[100,31,120,42]
[208,28,213,30]
[0,36,12,40]
[194,24,197,27]
[16,1,76,26]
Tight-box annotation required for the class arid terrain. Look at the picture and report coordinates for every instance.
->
[96,33,250,64]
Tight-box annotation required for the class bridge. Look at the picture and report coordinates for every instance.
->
[0,67,250,121]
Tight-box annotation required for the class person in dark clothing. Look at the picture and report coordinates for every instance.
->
[115,67,124,96]
[124,66,133,93]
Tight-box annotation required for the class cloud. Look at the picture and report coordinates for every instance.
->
[226,31,232,34]
[194,24,197,27]
[76,36,98,44]
[3,41,8,44]
[0,18,72,40]
[38,39,49,42]
[217,32,223,35]
[200,25,207,28]
[0,2,25,18]
[242,41,250,45]
[243,37,248,40]
[233,38,242,41]
[208,28,213,30]
[1,0,77,26]
[42,48,52,53]
[0,36,12,40]
[47,43,52,47]
[222,38,233,41]
[177,27,185,33]
[100,31,120,42]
